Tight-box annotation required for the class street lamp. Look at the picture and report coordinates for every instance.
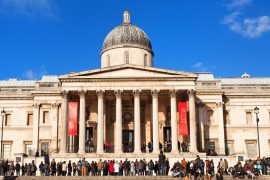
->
[254,106,260,159]
[1,109,6,160]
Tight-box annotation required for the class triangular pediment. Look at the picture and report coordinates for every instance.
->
[59,64,197,79]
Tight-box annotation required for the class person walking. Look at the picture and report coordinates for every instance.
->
[15,162,20,176]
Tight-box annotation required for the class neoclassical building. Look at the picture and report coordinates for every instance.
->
[0,11,270,162]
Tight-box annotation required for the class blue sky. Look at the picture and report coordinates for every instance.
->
[0,0,270,80]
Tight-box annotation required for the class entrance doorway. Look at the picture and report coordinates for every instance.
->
[86,127,93,152]
[163,127,172,152]
[122,130,134,152]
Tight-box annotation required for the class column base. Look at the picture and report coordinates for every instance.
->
[78,150,85,154]
[170,149,180,154]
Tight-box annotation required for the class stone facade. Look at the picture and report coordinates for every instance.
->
[0,11,270,164]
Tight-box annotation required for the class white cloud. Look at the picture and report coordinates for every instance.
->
[223,13,270,38]
[227,0,252,9]
[23,66,47,80]
[192,62,207,72]
[0,0,54,17]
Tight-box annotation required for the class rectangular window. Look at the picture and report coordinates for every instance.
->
[207,110,214,123]
[25,144,34,156]
[43,111,49,124]
[41,142,49,156]
[246,112,252,124]
[5,114,11,126]
[226,142,234,155]
[3,144,11,159]
[27,113,33,126]
[246,142,257,158]
[206,140,216,155]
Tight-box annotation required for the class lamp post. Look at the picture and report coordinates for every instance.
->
[254,106,260,159]
[1,109,6,160]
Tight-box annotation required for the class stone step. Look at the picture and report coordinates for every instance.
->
[6,175,270,180]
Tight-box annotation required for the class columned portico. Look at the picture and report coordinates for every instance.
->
[151,89,160,154]
[60,90,68,153]
[169,89,178,153]
[78,90,87,153]
[188,89,197,153]
[133,89,141,153]
[96,90,105,153]
[115,90,123,153]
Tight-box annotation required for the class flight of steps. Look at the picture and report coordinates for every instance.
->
[0,175,270,180]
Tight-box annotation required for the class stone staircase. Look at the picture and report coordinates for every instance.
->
[0,176,270,180]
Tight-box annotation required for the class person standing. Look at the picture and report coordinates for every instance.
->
[61,161,67,176]
[39,161,45,176]
[97,159,103,176]
[15,162,20,176]
[158,150,166,176]
[114,161,120,176]
[67,161,72,176]
[81,158,86,176]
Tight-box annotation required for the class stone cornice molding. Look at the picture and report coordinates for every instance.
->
[114,89,123,98]
[51,103,59,109]
[169,89,178,98]
[151,89,160,98]
[133,89,141,97]
[96,90,105,98]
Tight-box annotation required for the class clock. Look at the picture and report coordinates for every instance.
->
[124,112,132,121]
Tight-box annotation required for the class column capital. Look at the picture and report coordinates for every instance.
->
[187,89,196,97]
[79,90,87,98]
[169,89,178,98]
[133,89,141,97]
[61,90,69,99]
[216,101,224,107]
[151,89,160,98]
[96,90,105,98]
[114,89,123,98]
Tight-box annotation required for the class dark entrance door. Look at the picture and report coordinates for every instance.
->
[86,127,93,152]
[163,127,172,152]
[122,130,134,152]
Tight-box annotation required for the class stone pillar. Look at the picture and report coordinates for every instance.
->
[115,90,123,153]
[217,102,225,155]
[188,89,197,153]
[33,103,40,154]
[78,90,87,154]
[151,89,160,154]
[96,90,105,153]
[170,89,178,153]
[60,90,68,153]
[51,103,59,152]
[133,89,141,153]
[198,102,205,151]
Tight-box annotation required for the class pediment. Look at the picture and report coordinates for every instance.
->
[59,64,197,79]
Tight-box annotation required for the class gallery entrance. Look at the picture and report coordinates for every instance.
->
[86,127,94,152]
[163,127,172,152]
[122,130,134,152]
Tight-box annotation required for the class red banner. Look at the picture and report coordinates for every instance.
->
[178,102,188,136]
[68,102,78,135]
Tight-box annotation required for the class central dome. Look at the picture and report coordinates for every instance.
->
[101,11,153,55]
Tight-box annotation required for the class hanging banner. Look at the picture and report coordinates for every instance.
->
[178,102,188,136]
[68,102,78,135]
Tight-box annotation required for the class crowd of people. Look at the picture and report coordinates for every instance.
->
[0,153,270,179]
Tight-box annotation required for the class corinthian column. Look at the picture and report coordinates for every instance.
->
[170,89,178,153]
[151,89,160,154]
[188,89,197,153]
[96,90,105,153]
[133,89,141,153]
[60,90,69,153]
[217,102,225,155]
[33,102,40,154]
[115,90,123,153]
[78,90,87,154]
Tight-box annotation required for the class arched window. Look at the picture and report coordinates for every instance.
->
[107,54,110,66]
[144,54,147,66]
[124,51,129,64]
